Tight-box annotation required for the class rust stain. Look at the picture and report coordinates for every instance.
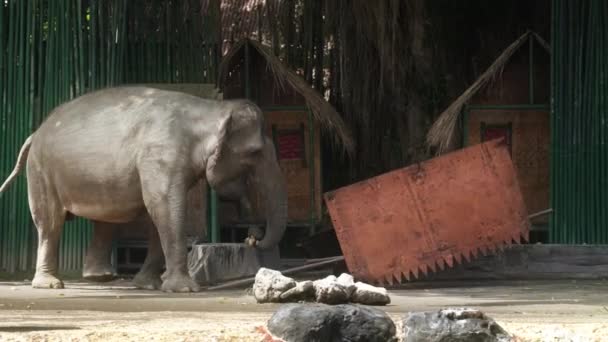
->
[324,139,530,284]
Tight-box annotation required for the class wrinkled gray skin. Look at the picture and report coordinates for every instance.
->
[82,136,287,287]
[0,86,287,292]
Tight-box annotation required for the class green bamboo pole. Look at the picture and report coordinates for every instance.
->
[586,3,596,243]
[34,0,43,126]
[24,0,35,270]
[77,0,85,95]
[0,1,10,268]
[6,0,17,272]
[10,0,19,271]
[165,1,171,82]
[117,0,127,85]
[69,0,78,96]
[108,1,114,86]
[63,0,70,101]
[91,0,97,90]
[13,0,25,272]
[98,1,105,88]
[16,0,25,271]
[0,0,5,268]
[19,0,30,270]
[597,0,605,243]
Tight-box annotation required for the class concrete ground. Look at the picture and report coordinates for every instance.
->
[0,278,607,341]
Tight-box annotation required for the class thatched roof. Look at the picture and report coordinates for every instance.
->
[219,38,355,156]
[426,30,551,154]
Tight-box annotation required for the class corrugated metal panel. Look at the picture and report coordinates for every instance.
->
[550,0,608,243]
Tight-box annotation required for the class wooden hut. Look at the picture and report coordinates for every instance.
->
[427,31,551,235]
[218,39,354,240]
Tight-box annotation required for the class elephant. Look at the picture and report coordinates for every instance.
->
[82,136,286,286]
[0,86,288,292]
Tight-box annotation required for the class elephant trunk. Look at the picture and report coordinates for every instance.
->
[253,140,287,250]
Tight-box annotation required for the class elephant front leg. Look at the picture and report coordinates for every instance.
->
[133,220,165,290]
[83,221,117,282]
[142,180,199,293]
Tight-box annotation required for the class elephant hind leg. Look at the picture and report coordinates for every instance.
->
[83,221,117,282]
[27,166,66,289]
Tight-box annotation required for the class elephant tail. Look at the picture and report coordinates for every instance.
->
[0,135,33,194]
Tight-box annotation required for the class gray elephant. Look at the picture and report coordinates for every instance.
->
[0,86,287,292]
[82,136,286,286]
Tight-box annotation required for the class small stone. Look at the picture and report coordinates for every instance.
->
[279,281,315,302]
[253,268,296,303]
[402,308,513,342]
[313,275,350,304]
[336,273,356,297]
[267,303,397,342]
[351,282,391,305]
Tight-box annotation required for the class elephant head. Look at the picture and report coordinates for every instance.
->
[205,100,287,249]
[205,100,265,186]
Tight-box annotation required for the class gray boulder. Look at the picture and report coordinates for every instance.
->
[351,281,391,305]
[267,303,397,342]
[313,275,350,304]
[253,268,297,303]
[279,280,315,302]
[336,273,357,297]
[402,308,513,342]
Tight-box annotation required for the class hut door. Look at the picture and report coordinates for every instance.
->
[481,122,512,156]
[262,110,321,224]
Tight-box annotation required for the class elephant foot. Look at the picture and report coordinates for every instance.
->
[133,271,162,290]
[83,264,117,282]
[32,273,64,289]
[161,273,200,293]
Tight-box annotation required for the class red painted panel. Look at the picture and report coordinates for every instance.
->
[277,132,303,160]
[324,139,530,285]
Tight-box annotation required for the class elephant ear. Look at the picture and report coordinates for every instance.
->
[206,112,233,181]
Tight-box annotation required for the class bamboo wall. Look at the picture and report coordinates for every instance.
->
[0,0,220,275]
[550,0,608,243]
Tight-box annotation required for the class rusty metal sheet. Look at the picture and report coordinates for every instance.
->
[324,139,530,285]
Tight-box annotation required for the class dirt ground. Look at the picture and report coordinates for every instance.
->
[0,278,607,341]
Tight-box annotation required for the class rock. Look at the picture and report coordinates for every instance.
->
[267,304,397,342]
[351,282,391,305]
[279,281,315,302]
[313,275,350,304]
[402,308,513,342]
[336,273,356,297]
[253,268,297,303]
[188,243,280,285]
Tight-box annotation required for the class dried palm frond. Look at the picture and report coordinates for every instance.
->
[426,30,538,154]
[220,38,356,157]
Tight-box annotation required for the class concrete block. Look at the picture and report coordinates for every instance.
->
[187,243,280,285]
